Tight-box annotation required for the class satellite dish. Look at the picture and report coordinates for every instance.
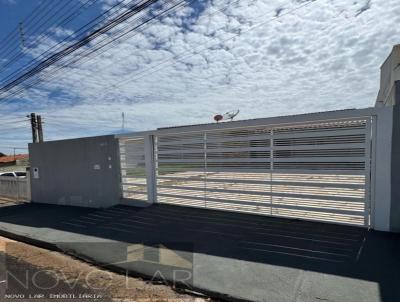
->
[223,109,240,121]
[214,114,223,123]
[213,110,240,123]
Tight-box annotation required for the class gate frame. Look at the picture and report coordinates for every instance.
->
[117,106,394,232]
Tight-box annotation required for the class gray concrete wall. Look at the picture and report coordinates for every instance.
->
[390,91,400,232]
[29,135,121,208]
[372,107,393,232]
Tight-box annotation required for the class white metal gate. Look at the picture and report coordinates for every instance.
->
[154,118,373,227]
[119,137,149,202]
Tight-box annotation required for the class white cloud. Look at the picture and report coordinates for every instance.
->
[1,0,399,152]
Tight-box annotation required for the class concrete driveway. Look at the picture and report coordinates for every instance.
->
[0,201,399,302]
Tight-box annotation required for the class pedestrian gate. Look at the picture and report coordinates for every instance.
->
[120,116,374,227]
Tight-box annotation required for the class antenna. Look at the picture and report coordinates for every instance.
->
[223,109,240,121]
[122,112,125,131]
[213,110,240,123]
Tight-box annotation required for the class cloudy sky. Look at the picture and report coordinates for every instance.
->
[0,0,399,154]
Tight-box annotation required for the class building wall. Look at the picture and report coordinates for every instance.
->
[376,45,400,107]
[390,97,400,232]
[29,135,121,208]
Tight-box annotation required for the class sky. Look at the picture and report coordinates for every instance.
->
[0,0,399,154]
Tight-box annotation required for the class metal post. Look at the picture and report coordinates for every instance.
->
[37,115,44,142]
[144,135,156,204]
[204,132,207,209]
[270,128,274,216]
[29,113,37,143]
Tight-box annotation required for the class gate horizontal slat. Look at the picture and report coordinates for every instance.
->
[158,184,364,202]
[158,176,364,189]
[153,117,371,227]
[273,157,366,163]
[272,143,365,150]
[272,128,365,139]
[157,193,363,215]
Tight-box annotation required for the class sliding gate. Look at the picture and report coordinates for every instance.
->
[154,117,373,227]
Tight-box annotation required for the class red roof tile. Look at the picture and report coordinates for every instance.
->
[0,154,28,163]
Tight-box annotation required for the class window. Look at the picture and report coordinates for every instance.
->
[1,173,14,177]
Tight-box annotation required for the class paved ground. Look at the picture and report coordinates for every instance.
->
[0,236,109,301]
[0,235,210,301]
[0,200,399,302]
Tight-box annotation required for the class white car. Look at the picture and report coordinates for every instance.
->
[0,171,26,178]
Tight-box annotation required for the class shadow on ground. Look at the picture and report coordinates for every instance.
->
[0,202,399,301]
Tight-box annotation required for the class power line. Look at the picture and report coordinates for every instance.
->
[36,0,232,88]
[0,0,65,61]
[28,0,189,84]
[0,146,28,149]
[1,0,320,101]
[0,127,30,134]
[3,0,197,100]
[0,119,30,125]
[0,116,29,122]
[92,0,322,98]
[0,0,49,53]
[2,0,205,99]
[0,122,30,129]
[0,0,140,85]
[0,0,185,98]
[0,0,100,74]
[0,0,181,100]
[42,0,316,99]
[0,0,129,85]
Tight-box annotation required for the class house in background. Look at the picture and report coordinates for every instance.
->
[376,44,400,107]
[0,154,29,172]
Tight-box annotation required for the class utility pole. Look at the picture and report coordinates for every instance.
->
[122,112,125,132]
[37,115,44,142]
[29,113,37,143]
[18,22,25,48]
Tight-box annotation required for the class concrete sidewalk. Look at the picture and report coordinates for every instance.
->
[0,201,399,302]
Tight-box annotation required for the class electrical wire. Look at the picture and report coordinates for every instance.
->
[0,146,28,149]
[1,0,206,100]
[0,0,139,85]
[0,0,68,62]
[14,0,318,101]
[0,0,99,75]
[0,0,134,86]
[110,0,320,93]
[0,0,50,53]
[0,127,30,134]
[0,119,30,125]
[28,0,189,84]
[1,0,320,101]
[36,0,235,89]
[0,0,183,98]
